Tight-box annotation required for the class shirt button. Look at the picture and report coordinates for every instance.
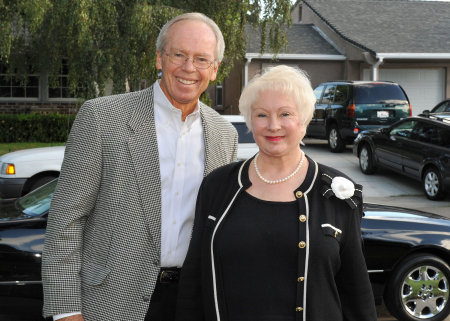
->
[142,295,151,302]
[298,241,306,249]
[297,276,304,282]
[295,191,303,198]
[299,214,306,222]
[296,307,303,312]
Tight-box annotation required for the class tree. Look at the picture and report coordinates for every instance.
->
[0,0,292,99]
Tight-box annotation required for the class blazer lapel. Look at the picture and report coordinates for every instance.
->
[127,86,162,254]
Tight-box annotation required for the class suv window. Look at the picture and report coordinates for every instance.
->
[314,85,325,102]
[354,84,408,104]
[322,85,336,104]
[334,85,349,103]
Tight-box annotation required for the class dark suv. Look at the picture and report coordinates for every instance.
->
[353,113,450,200]
[307,81,411,152]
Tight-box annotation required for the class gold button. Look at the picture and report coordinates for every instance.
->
[295,191,303,198]
[298,241,306,248]
[297,276,304,282]
[296,307,303,312]
[299,214,306,222]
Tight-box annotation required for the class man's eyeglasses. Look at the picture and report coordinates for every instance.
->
[161,49,215,70]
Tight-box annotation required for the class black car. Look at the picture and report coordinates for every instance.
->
[424,99,450,114]
[1,180,450,321]
[307,80,411,153]
[353,113,450,200]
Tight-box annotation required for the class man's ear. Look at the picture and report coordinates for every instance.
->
[156,50,162,70]
[210,61,221,82]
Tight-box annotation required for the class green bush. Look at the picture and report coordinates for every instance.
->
[0,113,76,143]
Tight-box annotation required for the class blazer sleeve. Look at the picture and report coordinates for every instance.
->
[42,100,103,317]
[176,179,210,321]
[336,204,377,321]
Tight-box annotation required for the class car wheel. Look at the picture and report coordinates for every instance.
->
[328,125,345,153]
[24,175,58,195]
[423,167,446,201]
[359,144,376,174]
[384,254,450,321]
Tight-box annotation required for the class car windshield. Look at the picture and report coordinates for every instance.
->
[16,179,57,217]
[354,84,408,104]
[232,122,255,143]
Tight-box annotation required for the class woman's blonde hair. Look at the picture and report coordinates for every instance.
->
[239,65,316,131]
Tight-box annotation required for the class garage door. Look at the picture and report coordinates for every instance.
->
[363,68,445,115]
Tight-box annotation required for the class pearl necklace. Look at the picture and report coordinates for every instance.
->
[254,151,305,184]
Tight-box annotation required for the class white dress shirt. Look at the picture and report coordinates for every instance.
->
[154,80,205,267]
[53,81,204,320]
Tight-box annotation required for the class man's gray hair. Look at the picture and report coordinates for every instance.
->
[156,12,225,63]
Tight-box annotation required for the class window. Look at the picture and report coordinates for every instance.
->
[48,60,77,99]
[313,85,325,103]
[411,121,450,147]
[0,63,39,99]
[333,85,349,103]
[390,120,416,138]
[321,85,336,104]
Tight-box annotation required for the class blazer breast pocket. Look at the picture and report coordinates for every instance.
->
[321,223,343,242]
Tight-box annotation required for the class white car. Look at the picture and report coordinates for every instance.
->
[0,116,256,199]
[0,146,65,198]
[222,115,258,161]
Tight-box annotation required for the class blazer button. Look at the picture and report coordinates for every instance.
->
[295,191,303,198]
[296,307,303,312]
[297,276,304,282]
[298,241,306,249]
[299,214,306,222]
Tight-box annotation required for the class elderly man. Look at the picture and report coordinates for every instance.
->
[42,12,237,321]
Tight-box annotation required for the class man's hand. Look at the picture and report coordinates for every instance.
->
[59,315,84,321]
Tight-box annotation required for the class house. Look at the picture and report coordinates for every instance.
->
[218,0,450,116]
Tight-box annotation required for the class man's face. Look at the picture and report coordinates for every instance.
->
[156,20,219,112]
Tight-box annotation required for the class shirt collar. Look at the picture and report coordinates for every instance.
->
[154,80,200,123]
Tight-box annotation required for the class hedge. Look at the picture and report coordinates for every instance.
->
[0,113,76,143]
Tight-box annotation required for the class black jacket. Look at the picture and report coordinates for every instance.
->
[177,155,377,321]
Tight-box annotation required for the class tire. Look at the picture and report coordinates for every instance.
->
[327,124,345,153]
[359,144,376,174]
[384,254,450,321]
[423,167,446,201]
[23,175,58,195]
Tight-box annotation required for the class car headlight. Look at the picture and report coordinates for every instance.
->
[1,162,15,175]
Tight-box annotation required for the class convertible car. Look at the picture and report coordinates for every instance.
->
[0,180,449,321]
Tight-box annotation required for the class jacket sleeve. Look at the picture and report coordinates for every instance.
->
[41,100,103,317]
[336,204,377,321]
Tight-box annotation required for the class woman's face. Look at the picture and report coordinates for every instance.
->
[251,90,306,158]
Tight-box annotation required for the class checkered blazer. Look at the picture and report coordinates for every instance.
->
[42,85,238,320]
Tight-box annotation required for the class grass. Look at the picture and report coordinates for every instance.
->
[0,142,65,156]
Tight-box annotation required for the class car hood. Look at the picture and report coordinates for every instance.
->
[0,146,65,162]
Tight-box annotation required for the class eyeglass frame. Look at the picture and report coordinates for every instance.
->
[160,49,216,70]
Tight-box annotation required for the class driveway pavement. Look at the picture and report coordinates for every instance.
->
[302,138,450,321]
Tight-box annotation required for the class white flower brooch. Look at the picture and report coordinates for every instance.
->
[331,176,355,200]
[320,173,362,209]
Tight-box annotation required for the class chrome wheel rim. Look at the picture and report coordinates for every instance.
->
[360,147,369,171]
[401,265,449,319]
[424,171,439,197]
[329,129,338,149]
